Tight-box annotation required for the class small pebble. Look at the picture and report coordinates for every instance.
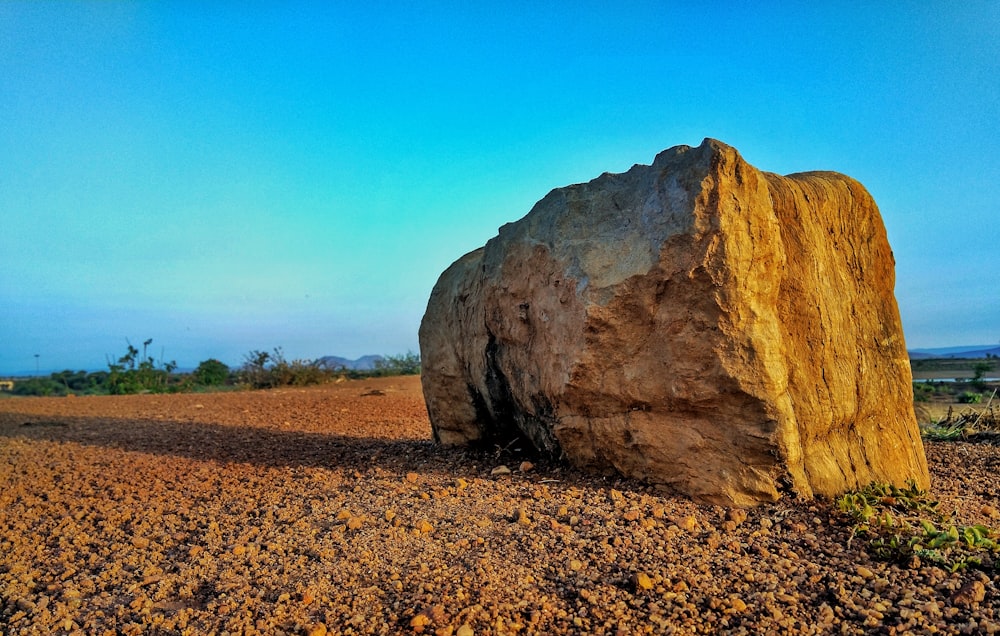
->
[675,516,698,532]
[634,573,654,590]
[410,613,430,628]
[951,580,986,607]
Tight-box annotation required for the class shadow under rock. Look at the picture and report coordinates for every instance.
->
[0,410,647,493]
[0,412,472,474]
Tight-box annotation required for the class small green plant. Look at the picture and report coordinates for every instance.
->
[920,420,966,441]
[836,480,998,572]
[912,382,933,402]
[958,391,982,404]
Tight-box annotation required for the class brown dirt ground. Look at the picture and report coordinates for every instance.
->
[1,376,998,635]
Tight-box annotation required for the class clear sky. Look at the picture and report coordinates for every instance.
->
[2,3,998,375]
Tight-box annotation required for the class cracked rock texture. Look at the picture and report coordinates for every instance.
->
[419,138,928,506]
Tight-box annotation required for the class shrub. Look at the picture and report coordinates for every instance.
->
[238,348,332,389]
[957,391,982,404]
[912,382,933,402]
[12,377,65,397]
[194,358,230,386]
[12,371,113,396]
[106,339,177,395]
[372,352,421,377]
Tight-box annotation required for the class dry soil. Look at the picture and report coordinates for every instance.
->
[1,376,998,635]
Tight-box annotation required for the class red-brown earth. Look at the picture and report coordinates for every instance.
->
[1,376,997,634]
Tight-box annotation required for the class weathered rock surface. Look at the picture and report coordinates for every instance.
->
[419,138,928,506]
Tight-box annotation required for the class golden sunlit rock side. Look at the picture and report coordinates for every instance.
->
[420,138,928,506]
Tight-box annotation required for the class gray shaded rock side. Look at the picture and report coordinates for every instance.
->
[419,139,928,506]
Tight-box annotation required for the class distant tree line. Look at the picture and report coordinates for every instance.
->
[912,361,996,404]
[4,340,421,397]
[238,349,421,389]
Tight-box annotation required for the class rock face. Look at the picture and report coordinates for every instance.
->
[419,139,929,506]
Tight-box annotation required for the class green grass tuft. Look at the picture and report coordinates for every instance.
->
[836,480,998,572]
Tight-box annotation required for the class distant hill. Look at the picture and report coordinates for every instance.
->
[908,345,1000,359]
[315,355,385,371]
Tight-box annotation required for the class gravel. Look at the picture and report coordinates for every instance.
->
[1,376,997,635]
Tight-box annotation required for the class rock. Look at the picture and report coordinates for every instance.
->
[416,520,434,534]
[674,516,699,532]
[725,509,748,527]
[490,465,511,476]
[410,613,430,630]
[419,138,929,506]
[951,580,986,608]
[427,604,448,623]
[306,623,328,636]
[512,508,531,525]
[634,572,654,590]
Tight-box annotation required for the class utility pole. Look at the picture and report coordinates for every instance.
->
[34,354,40,376]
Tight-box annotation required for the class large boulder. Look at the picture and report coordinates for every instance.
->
[419,139,929,506]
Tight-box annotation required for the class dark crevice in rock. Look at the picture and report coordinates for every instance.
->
[522,392,561,457]
[479,332,531,451]
[478,332,564,459]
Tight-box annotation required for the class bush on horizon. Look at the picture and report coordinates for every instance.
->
[971,361,993,392]
[5,344,422,396]
[238,348,328,389]
[240,348,422,388]
[106,339,178,395]
[194,358,230,386]
[372,352,421,377]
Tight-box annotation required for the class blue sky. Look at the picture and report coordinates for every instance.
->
[1,3,998,375]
